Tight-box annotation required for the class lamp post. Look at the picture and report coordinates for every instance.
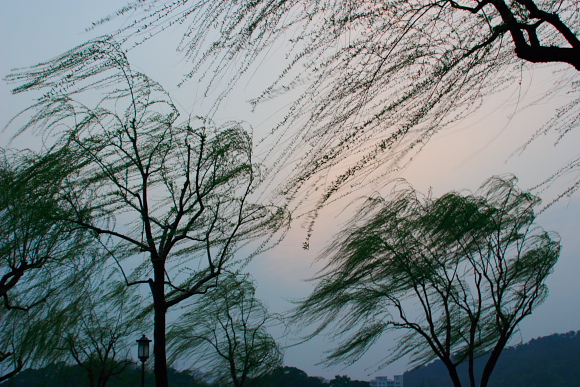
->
[137,334,151,387]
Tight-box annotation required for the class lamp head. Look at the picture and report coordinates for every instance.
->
[137,334,151,362]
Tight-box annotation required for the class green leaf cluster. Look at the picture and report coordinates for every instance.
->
[293,175,560,387]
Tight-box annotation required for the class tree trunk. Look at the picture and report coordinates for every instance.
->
[151,261,168,387]
[468,354,476,387]
[88,372,96,387]
[98,374,109,387]
[480,334,509,387]
[443,361,463,387]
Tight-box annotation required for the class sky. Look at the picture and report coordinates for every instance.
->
[1,1,579,382]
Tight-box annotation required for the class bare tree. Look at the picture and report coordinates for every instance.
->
[292,175,560,387]
[6,38,288,387]
[94,0,580,228]
[168,273,283,387]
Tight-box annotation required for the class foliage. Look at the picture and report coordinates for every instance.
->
[0,363,372,387]
[0,149,91,311]
[0,149,95,381]
[249,366,328,387]
[168,273,283,387]
[55,275,146,387]
[5,37,289,387]
[98,0,579,232]
[0,362,214,387]
[330,375,370,387]
[292,175,560,387]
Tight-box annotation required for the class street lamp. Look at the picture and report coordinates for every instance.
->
[137,334,152,387]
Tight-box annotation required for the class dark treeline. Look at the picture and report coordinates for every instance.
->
[0,363,210,387]
[251,367,369,387]
[404,331,580,387]
[0,364,369,387]
[3,331,579,386]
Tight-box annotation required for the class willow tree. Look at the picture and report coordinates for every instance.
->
[0,149,94,381]
[292,176,560,387]
[0,149,91,311]
[168,273,283,387]
[55,272,146,387]
[6,37,288,387]
[95,0,580,229]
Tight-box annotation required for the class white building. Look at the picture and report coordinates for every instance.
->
[369,375,404,387]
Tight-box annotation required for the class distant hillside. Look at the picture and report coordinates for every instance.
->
[403,331,580,387]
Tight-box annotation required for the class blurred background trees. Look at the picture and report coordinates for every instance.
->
[55,276,146,387]
[169,273,283,387]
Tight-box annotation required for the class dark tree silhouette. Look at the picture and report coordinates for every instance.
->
[0,149,94,381]
[249,366,327,387]
[5,38,288,387]
[56,276,145,387]
[0,149,91,311]
[168,273,283,387]
[292,175,560,387]
[403,331,580,387]
[330,375,370,387]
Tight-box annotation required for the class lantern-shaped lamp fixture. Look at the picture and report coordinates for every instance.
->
[137,334,151,362]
